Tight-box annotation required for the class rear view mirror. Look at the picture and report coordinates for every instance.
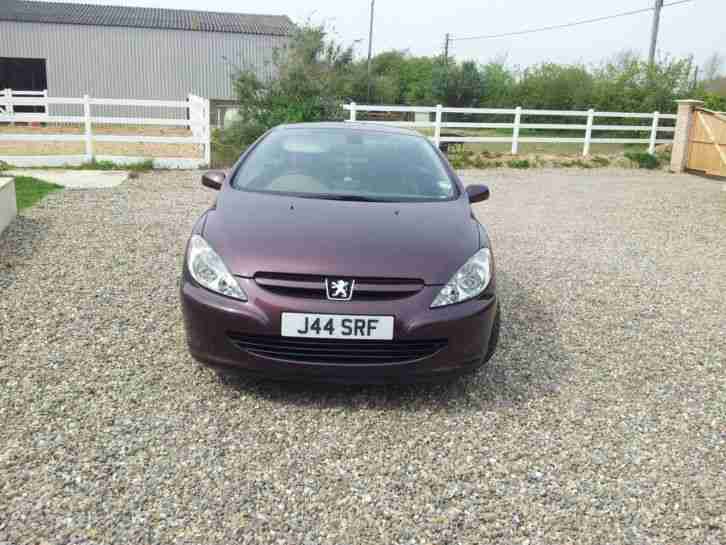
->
[466,184,490,203]
[202,171,226,190]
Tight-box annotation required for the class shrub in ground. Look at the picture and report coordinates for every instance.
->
[625,151,660,169]
[507,159,531,169]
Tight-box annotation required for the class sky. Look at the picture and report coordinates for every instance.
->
[48,0,725,69]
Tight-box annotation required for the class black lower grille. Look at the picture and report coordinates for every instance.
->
[228,333,447,365]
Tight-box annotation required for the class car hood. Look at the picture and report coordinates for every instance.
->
[203,189,480,285]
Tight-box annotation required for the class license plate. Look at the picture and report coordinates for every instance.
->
[281,313,394,340]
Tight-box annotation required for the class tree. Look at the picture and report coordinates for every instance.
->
[479,61,516,107]
[591,52,695,113]
[702,52,724,82]
[226,23,355,147]
[514,63,593,110]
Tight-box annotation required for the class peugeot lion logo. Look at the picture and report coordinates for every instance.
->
[325,278,355,301]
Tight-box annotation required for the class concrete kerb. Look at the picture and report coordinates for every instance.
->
[0,176,17,236]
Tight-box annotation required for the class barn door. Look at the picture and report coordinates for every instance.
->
[687,109,726,177]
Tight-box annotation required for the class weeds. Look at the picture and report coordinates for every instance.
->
[77,159,154,172]
[654,146,672,165]
[446,150,622,170]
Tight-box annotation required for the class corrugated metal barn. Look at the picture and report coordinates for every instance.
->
[0,0,293,118]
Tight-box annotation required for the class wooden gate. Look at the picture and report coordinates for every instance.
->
[687,108,726,177]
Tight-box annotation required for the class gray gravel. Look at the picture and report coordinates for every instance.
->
[1,168,724,544]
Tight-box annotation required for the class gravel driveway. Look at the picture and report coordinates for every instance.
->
[1,169,724,544]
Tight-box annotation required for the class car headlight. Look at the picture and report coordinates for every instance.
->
[431,248,491,308]
[187,235,247,301]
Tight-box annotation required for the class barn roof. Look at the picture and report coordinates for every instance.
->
[0,0,295,36]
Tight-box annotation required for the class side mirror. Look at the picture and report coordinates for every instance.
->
[202,171,226,190]
[466,184,490,204]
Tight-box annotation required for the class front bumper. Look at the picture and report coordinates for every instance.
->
[180,275,498,384]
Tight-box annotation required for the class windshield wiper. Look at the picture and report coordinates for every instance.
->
[302,193,391,202]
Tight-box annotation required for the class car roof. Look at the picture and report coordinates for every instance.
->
[274,122,424,138]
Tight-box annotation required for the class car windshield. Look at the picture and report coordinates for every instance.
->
[231,128,457,202]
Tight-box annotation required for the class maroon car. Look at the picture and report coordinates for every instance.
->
[181,122,499,383]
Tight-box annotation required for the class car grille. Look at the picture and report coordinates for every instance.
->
[227,333,447,365]
[253,272,424,301]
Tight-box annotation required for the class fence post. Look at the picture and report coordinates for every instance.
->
[511,106,522,154]
[83,94,93,161]
[349,102,357,122]
[583,109,595,156]
[648,111,660,155]
[3,89,14,122]
[670,99,703,173]
[203,97,211,167]
[188,94,198,138]
[434,104,442,148]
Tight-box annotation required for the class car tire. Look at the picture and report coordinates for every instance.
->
[483,304,500,364]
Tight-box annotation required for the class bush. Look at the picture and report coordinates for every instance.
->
[701,91,726,112]
[625,151,660,169]
[507,159,531,169]
[448,157,465,169]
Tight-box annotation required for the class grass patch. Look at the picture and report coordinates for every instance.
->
[13,176,63,210]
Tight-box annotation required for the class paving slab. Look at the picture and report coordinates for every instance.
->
[7,169,128,189]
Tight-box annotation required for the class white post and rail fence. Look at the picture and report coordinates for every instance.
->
[1,93,716,173]
[344,103,676,156]
[0,91,210,168]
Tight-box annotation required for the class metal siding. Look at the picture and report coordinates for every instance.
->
[0,21,286,116]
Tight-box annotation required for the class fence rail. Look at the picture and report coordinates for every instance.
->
[344,103,676,156]
[0,91,210,167]
[0,89,49,118]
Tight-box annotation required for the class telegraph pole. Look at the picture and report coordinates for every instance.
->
[366,0,375,102]
[444,33,450,66]
[648,0,663,65]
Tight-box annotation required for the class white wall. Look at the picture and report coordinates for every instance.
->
[1,21,288,115]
